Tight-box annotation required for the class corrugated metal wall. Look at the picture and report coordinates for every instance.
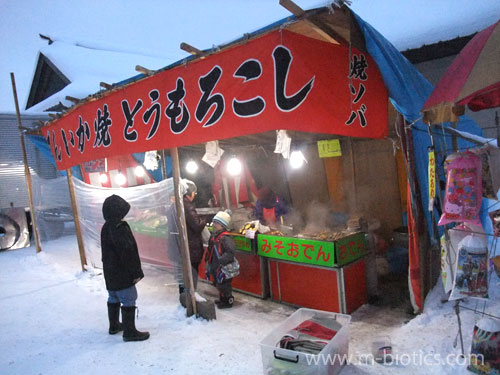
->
[0,113,57,209]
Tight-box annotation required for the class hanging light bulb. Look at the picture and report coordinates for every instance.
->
[227,157,242,176]
[185,160,198,174]
[98,173,108,184]
[134,165,145,177]
[290,151,306,169]
[115,171,127,186]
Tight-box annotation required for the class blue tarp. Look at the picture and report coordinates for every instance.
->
[131,152,171,182]
[27,134,170,182]
[27,134,82,180]
[353,12,485,240]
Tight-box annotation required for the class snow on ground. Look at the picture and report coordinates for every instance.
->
[1,233,499,374]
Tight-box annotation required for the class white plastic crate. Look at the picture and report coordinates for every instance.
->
[260,308,351,375]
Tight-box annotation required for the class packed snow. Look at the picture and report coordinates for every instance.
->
[1,232,499,374]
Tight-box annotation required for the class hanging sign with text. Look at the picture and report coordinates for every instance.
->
[42,30,388,170]
[257,232,366,267]
[317,139,342,158]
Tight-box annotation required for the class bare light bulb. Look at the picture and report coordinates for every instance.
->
[134,166,145,177]
[115,172,127,186]
[185,160,198,174]
[227,157,242,176]
[98,173,108,184]
[290,151,305,169]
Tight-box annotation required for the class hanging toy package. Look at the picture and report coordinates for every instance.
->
[449,232,489,301]
[440,224,469,294]
[438,152,482,226]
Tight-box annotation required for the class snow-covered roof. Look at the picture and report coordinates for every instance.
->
[26,39,174,113]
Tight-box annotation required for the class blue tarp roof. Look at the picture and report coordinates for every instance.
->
[353,11,486,240]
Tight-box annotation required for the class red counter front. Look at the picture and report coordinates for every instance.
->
[267,257,366,314]
[199,249,269,298]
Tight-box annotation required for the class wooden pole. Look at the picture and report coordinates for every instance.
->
[451,121,458,152]
[495,111,499,147]
[10,72,42,253]
[347,138,357,212]
[161,150,167,180]
[279,0,347,45]
[171,147,197,317]
[66,168,87,271]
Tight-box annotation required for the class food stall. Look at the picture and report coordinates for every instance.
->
[38,3,435,314]
[258,231,367,313]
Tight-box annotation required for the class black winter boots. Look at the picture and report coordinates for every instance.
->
[121,306,150,342]
[215,295,234,309]
[107,302,123,334]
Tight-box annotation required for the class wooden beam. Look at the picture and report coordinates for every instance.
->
[279,0,305,16]
[65,95,81,104]
[171,147,198,317]
[10,73,42,253]
[135,65,155,76]
[180,42,204,56]
[279,0,348,45]
[66,168,87,271]
[100,82,113,90]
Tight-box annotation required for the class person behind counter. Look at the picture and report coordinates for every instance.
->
[101,194,150,342]
[254,186,290,226]
[205,210,237,309]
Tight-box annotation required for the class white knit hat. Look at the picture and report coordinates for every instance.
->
[213,209,232,230]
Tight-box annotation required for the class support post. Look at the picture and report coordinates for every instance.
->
[451,121,458,152]
[66,168,87,271]
[10,72,42,253]
[161,150,168,180]
[171,147,197,317]
[495,111,499,147]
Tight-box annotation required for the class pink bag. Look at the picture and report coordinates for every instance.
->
[438,152,482,226]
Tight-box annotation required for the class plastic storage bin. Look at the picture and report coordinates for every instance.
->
[260,308,351,375]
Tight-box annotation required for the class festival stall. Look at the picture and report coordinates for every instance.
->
[38,2,450,314]
[421,19,500,363]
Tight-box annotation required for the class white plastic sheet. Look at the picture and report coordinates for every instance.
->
[72,177,175,269]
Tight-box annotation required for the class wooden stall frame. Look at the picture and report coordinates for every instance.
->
[10,73,42,253]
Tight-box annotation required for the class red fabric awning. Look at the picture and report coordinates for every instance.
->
[422,19,500,124]
[42,30,388,170]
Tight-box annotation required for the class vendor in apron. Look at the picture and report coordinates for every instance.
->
[254,186,290,225]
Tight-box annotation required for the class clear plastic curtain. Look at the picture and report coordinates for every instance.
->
[72,177,176,270]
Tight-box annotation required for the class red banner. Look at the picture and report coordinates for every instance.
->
[42,30,388,170]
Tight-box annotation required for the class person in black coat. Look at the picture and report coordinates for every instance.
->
[101,194,149,342]
[181,180,206,293]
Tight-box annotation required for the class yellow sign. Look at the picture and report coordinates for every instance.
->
[428,149,436,211]
[317,139,341,158]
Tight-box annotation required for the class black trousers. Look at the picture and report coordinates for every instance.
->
[217,279,233,297]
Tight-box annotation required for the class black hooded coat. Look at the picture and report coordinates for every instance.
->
[101,195,144,291]
[183,196,206,265]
